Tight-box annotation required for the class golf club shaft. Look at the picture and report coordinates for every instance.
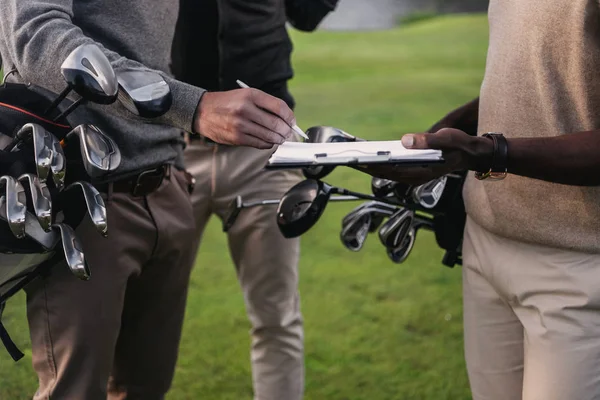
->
[44,87,71,116]
[243,194,366,210]
[53,98,85,122]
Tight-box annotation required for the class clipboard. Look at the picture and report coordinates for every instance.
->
[265,141,444,169]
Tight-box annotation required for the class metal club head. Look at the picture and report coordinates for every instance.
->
[378,208,414,250]
[342,201,397,232]
[276,179,333,238]
[387,226,416,264]
[340,211,372,252]
[66,124,121,178]
[0,197,60,251]
[13,124,53,182]
[45,132,66,189]
[61,43,118,104]
[117,69,172,118]
[52,223,90,281]
[18,174,52,232]
[65,181,108,237]
[411,176,448,209]
[302,126,360,180]
[0,176,27,238]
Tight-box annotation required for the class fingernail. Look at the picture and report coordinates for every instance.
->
[402,135,415,148]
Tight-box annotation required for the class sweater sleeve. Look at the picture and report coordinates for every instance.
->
[0,0,205,133]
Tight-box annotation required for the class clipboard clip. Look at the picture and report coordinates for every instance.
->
[314,151,392,165]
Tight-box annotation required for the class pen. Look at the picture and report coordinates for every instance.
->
[236,79,309,140]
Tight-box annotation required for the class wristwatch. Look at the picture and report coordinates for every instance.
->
[474,132,508,181]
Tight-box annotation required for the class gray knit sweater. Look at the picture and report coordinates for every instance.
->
[0,0,206,176]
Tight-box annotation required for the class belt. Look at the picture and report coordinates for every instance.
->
[95,165,169,197]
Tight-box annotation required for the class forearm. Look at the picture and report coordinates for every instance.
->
[0,0,205,133]
[430,97,479,135]
[505,130,600,186]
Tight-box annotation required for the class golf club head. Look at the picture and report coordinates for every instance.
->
[117,69,172,118]
[302,126,359,180]
[13,124,53,182]
[65,181,108,237]
[0,197,60,250]
[277,179,331,238]
[342,201,397,231]
[66,124,122,178]
[371,177,398,198]
[0,176,27,238]
[378,208,414,249]
[412,176,448,209]
[45,132,66,189]
[52,223,90,281]
[18,174,52,232]
[340,210,374,252]
[61,43,118,104]
[387,226,416,264]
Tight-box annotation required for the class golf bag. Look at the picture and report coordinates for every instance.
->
[0,80,91,361]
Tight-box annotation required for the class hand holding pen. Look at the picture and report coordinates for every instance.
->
[193,80,303,149]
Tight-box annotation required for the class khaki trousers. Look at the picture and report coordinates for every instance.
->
[25,168,197,400]
[184,139,304,400]
[463,216,600,400]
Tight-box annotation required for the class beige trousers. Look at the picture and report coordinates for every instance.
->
[25,168,197,400]
[463,216,600,400]
[184,139,304,400]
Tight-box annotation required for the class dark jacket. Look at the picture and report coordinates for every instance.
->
[170,0,338,109]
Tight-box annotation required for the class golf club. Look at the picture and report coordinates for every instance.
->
[371,177,399,198]
[341,201,397,232]
[277,179,397,239]
[18,174,52,232]
[385,214,436,263]
[340,203,399,252]
[411,176,447,209]
[64,181,108,237]
[116,69,172,118]
[340,211,371,251]
[45,43,119,120]
[51,223,90,281]
[0,198,60,250]
[386,226,416,264]
[222,193,363,233]
[0,176,27,239]
[302,126,363,180]
[63,124,122,178]
[7,124,53,182]
[45,130,67,190]
[378,208,415,250]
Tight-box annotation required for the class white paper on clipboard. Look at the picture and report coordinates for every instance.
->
[266,141,444,168]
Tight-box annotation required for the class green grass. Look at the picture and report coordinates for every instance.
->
[0,14,489,399]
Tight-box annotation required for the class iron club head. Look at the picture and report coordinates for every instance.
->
[65,124,121,178]
[0,176,27,239]
[386,226,416,264]
[11,124,53,182]
[64,181,108,237]
[411,176,448,209]
[116,69,172,118]
[378,208,414,250]
[51,223,90,281]
[18,174,52,232]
